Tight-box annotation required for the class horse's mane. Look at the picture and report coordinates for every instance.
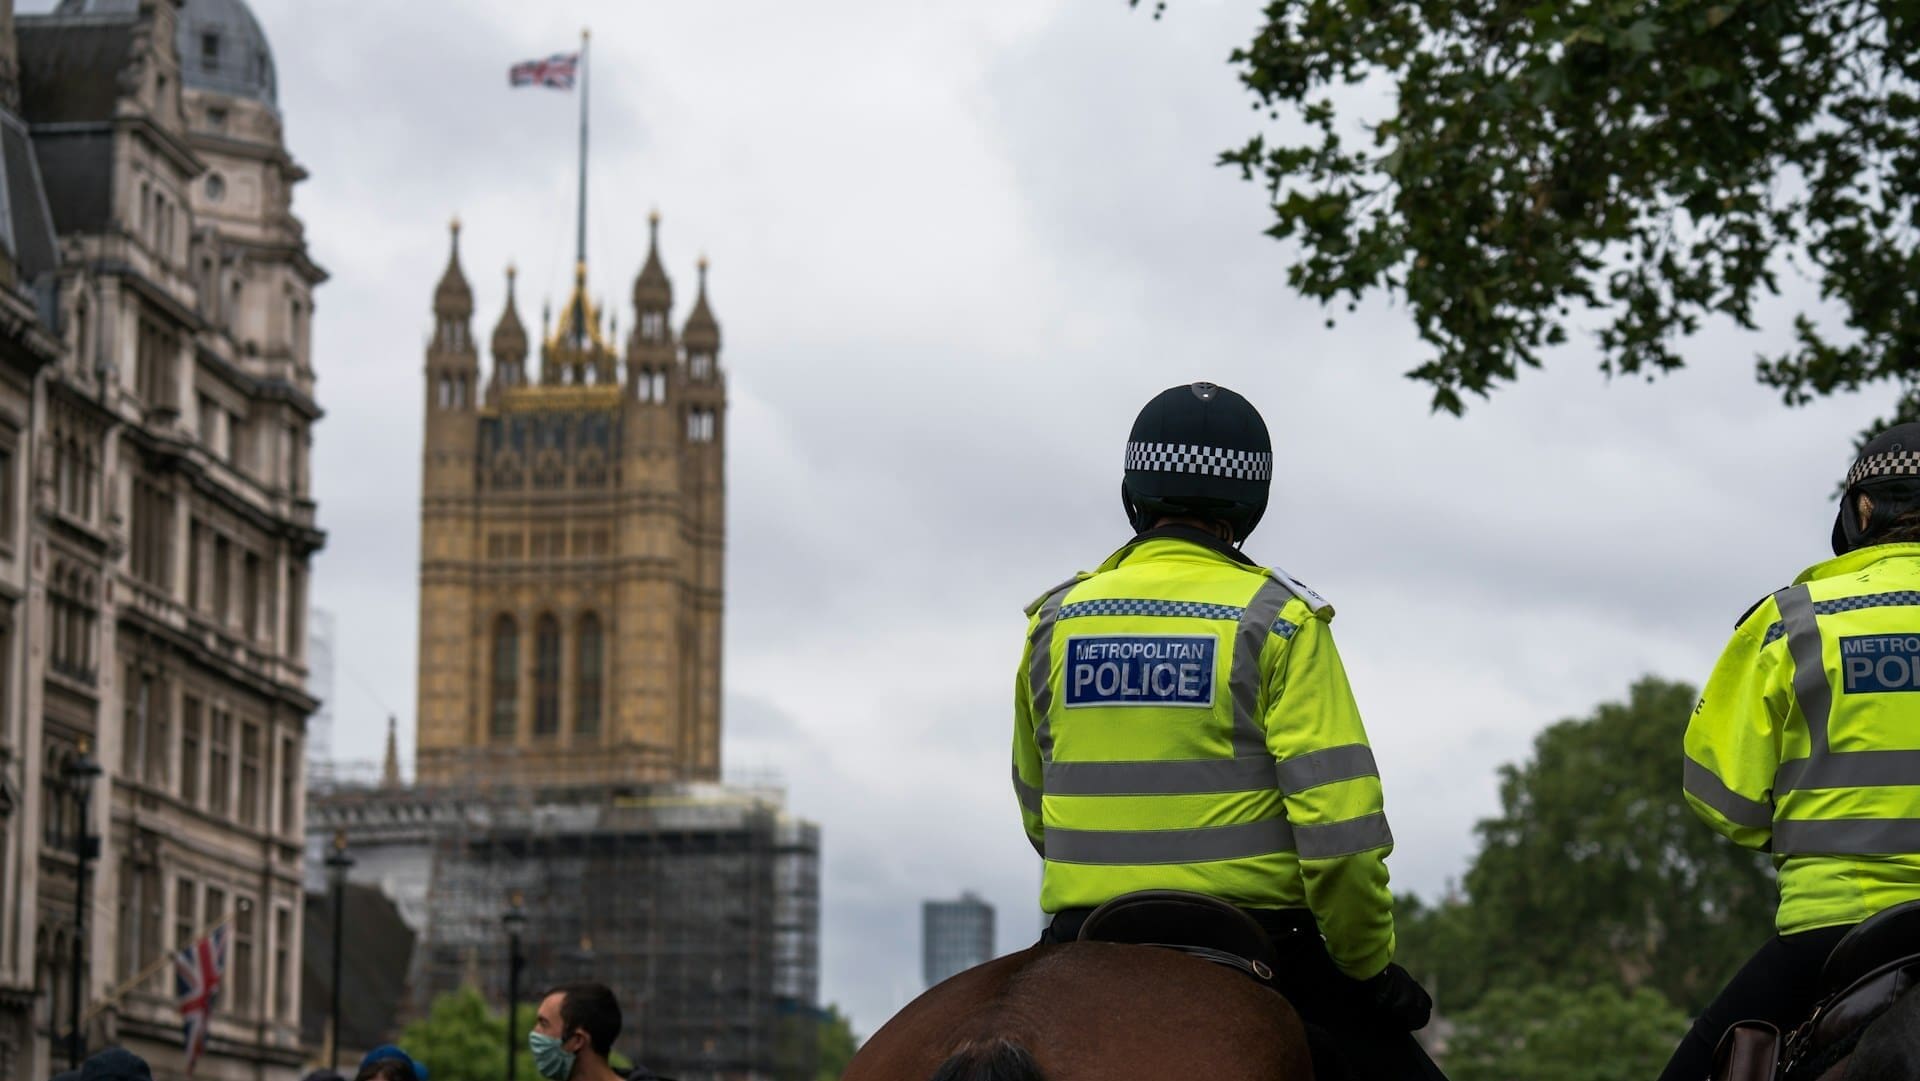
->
[927,1039,1045,1081]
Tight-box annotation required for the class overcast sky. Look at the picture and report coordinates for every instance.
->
[68,0,1895,1038]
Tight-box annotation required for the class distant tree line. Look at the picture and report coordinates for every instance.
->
[1394,677,1774,1079]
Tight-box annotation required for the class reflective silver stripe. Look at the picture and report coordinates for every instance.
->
[1294,813,1394,859]
[1012,767,1043,815]
[1231,579,1293,757]
[1776,749,1920,793]
[1774,817,1920,856]
[1775,585,1832,753]
[1028,586,1071,760]
[1044,756,1279,796]
[1276,744,1378,795]
[1684,757,1772,830]
[1043,818,1296,865]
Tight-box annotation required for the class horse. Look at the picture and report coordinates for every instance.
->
[1789,983,1920,1081]
[842,942,1316,1081]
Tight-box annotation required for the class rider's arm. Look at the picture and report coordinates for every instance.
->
[1683,612,1785,851]
[1265,610,1396,980]
[1012,633,1046,857]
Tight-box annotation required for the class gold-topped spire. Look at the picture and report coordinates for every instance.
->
[434,216,473,321]
[546,258,613,356]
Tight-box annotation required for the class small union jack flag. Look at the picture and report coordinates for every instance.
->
[175,924,230,1075]
[509,52,581,90]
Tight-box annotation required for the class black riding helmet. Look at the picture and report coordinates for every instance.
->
[1833,421,1920,555]
[1122,382,1272,542]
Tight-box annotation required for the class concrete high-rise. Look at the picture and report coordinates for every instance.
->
[923,892,995,988]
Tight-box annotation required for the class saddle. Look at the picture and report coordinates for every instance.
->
[1712,899,1920,1081]
[1076,890,1279,984]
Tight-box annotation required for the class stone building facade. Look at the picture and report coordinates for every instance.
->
[415,215,726,789]
[0,0,324,1077]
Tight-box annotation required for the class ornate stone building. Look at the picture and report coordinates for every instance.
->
[0,0,324,1077]
[415,216,726,789]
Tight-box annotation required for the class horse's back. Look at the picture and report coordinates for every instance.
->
[845,942,1312,1081]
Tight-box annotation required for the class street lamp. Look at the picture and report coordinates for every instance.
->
[65,737,101,1070]
[504,892,527,1081]
[324,830,355,1071]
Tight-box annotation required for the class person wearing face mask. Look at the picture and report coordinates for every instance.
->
[529,981,626,1081]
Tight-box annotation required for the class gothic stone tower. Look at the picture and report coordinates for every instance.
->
[415,214,724,788]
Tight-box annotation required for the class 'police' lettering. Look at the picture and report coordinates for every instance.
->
[1064,635,1215,708]
[1840,634,1920,693]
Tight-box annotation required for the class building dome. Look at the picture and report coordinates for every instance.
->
[177,0,278,106]
[54,0,278,107]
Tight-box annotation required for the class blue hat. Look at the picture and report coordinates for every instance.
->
[359,1045,429,1081]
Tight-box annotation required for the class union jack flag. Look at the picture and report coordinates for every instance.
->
[510,53,580,90]
[175,924,229,1075]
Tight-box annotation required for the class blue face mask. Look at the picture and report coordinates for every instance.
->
[529,1031,576,1080]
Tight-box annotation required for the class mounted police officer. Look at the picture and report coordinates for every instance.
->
[1011,382,1444,1080]
[1665,423,1920,1080]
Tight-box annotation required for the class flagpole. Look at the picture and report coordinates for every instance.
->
[81,911,236,1025]
[574,26,590,350]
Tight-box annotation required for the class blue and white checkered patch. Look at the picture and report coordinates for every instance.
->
[1059,599,1244,621]
[1761,591,1920,644]
[1125,441,1272,481]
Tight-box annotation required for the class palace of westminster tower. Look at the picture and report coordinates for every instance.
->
[415,217,726,789]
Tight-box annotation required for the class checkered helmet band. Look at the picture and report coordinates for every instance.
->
[1125,441,1273,482]
[1846,450,1920,490]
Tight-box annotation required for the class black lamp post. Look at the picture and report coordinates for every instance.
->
[65,737,101,1070]
[504,892,526,1081]
[324,830,354,1071]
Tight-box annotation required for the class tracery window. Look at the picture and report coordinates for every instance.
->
[533,615,560,736]
[490,615,518,741]
[576,613,602,738]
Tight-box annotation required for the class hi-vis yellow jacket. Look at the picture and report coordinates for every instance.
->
[1686,543,1920,934]
[1012,531,1397,978]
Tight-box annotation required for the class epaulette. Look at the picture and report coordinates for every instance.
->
[1734,589,1785,630]
[1270,565,1334,619]
[1024,572,1090,618]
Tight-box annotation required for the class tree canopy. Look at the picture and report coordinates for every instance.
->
[1142,1,1920,424]
[1393,677,1775,1021]
[1446,984,1689,1081]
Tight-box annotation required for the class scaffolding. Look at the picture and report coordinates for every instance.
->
[335,780,825,1081]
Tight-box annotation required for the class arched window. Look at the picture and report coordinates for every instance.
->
[489,615,517,742]
[533,614,560,736]
[576,613,602,738]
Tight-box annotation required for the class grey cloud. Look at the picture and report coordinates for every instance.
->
[236,0,1893,1040]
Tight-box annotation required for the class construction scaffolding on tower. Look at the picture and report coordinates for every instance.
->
[307,754,822,1081]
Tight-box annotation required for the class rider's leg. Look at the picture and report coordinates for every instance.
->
[1260,917,1449,1081]
[1656,923,1853,1081]
[1038,908,1093,945]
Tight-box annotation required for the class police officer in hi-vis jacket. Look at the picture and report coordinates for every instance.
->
[1666,422,1920,1079]
[1011,382,1444,1081]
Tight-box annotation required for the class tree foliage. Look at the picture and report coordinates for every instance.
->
[1140,1,1920,423]
[398,988,538,1081]
[816,1003,860,1081]
[1392,678,1775,1022]
[1465,677,1775,1012]
[1445,984,1689,1081]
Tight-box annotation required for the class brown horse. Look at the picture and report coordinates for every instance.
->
[1793,983,1920,1081]
[842,942,1315,1081]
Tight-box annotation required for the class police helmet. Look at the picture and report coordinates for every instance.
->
[1833,421,1920,555]
[1122,382,1272,542]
